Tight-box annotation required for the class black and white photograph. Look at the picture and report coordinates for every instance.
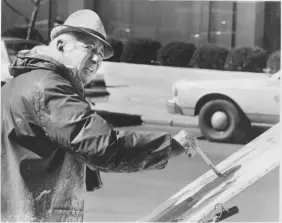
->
[1,0,281,222]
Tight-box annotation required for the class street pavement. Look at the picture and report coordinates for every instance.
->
[83,124,279,222]
[84,64,278,221]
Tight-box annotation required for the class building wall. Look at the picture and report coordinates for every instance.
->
[1,0,280,52]
[92,0,276,50]
[235,1,265,48]
[1,0,94,42]
[56,0,95,19]
[263,1,281,52]
[1,0,57,42]
[1,0,49,30]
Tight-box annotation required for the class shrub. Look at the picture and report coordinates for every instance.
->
[157,41,196,67]
[120,38,161,65]
[189,44,229,70]
[224,46,268,72]
[104,38,123,62]
[266,51,280,74]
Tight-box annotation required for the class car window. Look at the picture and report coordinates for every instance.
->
[5,42,39,63]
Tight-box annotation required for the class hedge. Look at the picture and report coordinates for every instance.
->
[224,46,268,72]
[104,38,124,62]
[104,37,278,75]
[266,51,280,74]
[120,38,161,65]
[189,43,229,70]
[157,41,196,67]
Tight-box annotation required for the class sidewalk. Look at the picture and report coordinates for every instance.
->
[93,102,198,128]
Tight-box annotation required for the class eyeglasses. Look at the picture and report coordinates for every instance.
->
[77,43,104,62]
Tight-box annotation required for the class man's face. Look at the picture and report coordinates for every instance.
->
[62,35,104,85]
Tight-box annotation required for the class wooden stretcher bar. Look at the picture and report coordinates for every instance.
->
[139,123,280,222]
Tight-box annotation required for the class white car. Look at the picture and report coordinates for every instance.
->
[1,37,43,85]
[167,73,280,142]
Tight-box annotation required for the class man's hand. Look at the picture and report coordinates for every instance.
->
[172,130,198,158]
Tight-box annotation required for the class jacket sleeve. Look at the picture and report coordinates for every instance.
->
[38,79,172,173]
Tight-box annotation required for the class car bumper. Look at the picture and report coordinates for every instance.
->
[167,98,183,114]
[167,98,196,116]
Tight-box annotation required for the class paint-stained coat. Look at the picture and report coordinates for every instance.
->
[1,46,172,222]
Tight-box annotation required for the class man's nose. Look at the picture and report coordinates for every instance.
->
[92,54,100,62]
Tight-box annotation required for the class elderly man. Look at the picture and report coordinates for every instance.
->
[1,10,196,222]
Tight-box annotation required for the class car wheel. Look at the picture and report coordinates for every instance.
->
[198,99,250,143]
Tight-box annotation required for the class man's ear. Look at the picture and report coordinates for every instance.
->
[57,40,74,53]
[56,39,65,53]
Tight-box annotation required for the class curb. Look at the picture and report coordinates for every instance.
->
[95,110,143,127]
[142,116,198,128]
[94,109,199,128]
[85,89,110,97]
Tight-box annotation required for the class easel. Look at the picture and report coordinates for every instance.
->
[139,123,280,222]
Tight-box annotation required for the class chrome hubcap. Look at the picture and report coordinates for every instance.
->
[211,111,228,131]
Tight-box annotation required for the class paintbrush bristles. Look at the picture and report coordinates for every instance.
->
[173,130,198,158]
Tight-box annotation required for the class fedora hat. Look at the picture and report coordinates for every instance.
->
[50,9,114,59]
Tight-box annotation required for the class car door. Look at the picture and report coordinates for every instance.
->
[1,40,11,83]
[257,74,280,124]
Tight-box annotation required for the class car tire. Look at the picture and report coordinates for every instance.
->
[198,99,251,143]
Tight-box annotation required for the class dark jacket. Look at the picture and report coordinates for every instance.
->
[1,46,173,222]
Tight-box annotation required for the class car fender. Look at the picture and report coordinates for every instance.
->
[194,92,245,116]
[173,74,280,119]
[176,86,247,116]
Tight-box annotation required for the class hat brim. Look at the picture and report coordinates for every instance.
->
[50,25,114,59]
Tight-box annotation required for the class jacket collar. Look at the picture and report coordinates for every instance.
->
[15,46,85,97]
